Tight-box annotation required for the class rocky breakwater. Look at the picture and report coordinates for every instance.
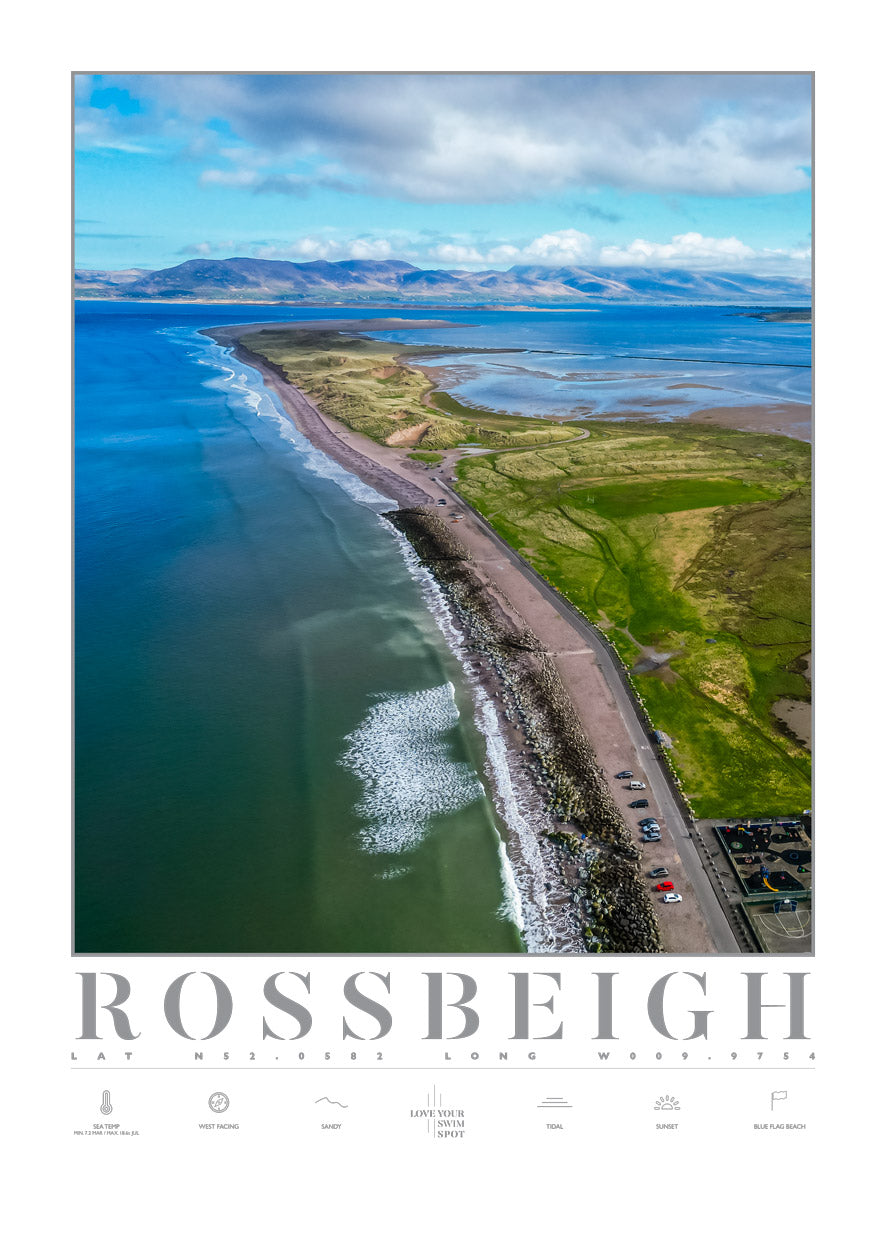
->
[385,508,662,954]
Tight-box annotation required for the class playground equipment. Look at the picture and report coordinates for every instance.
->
[760,864,779,893]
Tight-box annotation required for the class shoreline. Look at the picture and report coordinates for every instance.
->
[385,509,662,953]
[203,322,730,954]
[206,325,436,508]
[207,324,597,951]
[408,359,811,442]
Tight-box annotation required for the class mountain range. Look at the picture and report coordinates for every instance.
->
[74,257,811,305]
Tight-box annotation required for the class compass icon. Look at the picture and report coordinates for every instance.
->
[208,1091,230,1114]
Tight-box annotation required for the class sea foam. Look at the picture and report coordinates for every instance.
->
[383,523,566,953]
[340,683,483,855]
[162,328,391,510]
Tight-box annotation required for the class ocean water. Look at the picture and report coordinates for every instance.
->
[74,302,527,953]
[74,300,810,955]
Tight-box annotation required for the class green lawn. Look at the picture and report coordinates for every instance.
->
[456,421,811,818]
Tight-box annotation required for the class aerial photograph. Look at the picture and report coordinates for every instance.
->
[74,72,812,955]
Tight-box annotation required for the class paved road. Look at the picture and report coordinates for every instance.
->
[435,477,742,954]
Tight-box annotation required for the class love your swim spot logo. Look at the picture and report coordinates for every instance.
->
[409,1084,467,1140]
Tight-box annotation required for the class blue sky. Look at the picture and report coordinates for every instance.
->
[74,73,811,275]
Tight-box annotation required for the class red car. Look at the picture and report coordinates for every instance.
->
[655,881,674,892]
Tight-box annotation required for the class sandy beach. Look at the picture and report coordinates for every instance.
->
[203,321,739,954]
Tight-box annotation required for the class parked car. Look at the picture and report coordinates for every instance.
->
[628,781,646,790]
[663,893,683,903]
[655,881,674,892]
[638,817,659,827]
[643,832,662,842]
[629,799,649,809]
[649,867,669,878]
[615,770,633,779]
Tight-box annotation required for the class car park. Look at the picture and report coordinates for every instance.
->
[629,799,649,809]
[615,770,633,779]
[663,893,683,903]
[649,868,669,878]
[655,881,674,891]
[638,817,659,827]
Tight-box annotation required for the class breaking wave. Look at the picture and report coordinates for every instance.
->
[383,522,568,953]
[340,683,483,854]
[161,327,391,509]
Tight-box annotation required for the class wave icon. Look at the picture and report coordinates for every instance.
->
[314,1097,349,1109]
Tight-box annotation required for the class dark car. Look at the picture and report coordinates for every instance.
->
[629,799,649,809]
[639,817,659,827]
[615,770,633,779]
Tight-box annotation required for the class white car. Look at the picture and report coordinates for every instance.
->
[662,893,683,903]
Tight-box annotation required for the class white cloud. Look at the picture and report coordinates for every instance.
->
[174,228,809,277]
[485,244,520,264]
[598,231,756,267]
[179,240,237,256]
[429,243,486,266]
[250,235,397,262]
[522,229,597,264]
[87,73,812,203]
[347,237,393,260]
[427,231,594,269]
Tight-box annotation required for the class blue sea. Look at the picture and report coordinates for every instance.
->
[74,301,810,953]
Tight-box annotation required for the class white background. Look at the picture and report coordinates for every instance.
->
[3,3,879,1231]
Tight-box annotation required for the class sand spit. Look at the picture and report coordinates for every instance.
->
[204,327,434,507]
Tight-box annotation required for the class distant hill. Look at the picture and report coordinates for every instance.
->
[74,257,811,305]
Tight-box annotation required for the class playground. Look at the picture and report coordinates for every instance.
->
[705,817,812,953]
[714,820,812,898]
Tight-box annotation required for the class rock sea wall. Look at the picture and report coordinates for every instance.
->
[385,508,662,954]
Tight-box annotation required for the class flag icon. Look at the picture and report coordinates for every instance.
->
[771,1090,788,1110]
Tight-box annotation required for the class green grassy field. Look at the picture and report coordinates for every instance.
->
[455,421,811,818]
[242,329,580,452]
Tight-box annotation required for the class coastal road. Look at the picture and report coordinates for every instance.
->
[219,327,741,952]
[435,476,742,954]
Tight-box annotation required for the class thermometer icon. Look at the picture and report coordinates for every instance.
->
[100,1090,113,1116]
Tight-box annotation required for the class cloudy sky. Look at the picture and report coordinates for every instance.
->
[74,73,811,275]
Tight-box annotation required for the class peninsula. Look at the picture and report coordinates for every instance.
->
[205,318,807,954]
